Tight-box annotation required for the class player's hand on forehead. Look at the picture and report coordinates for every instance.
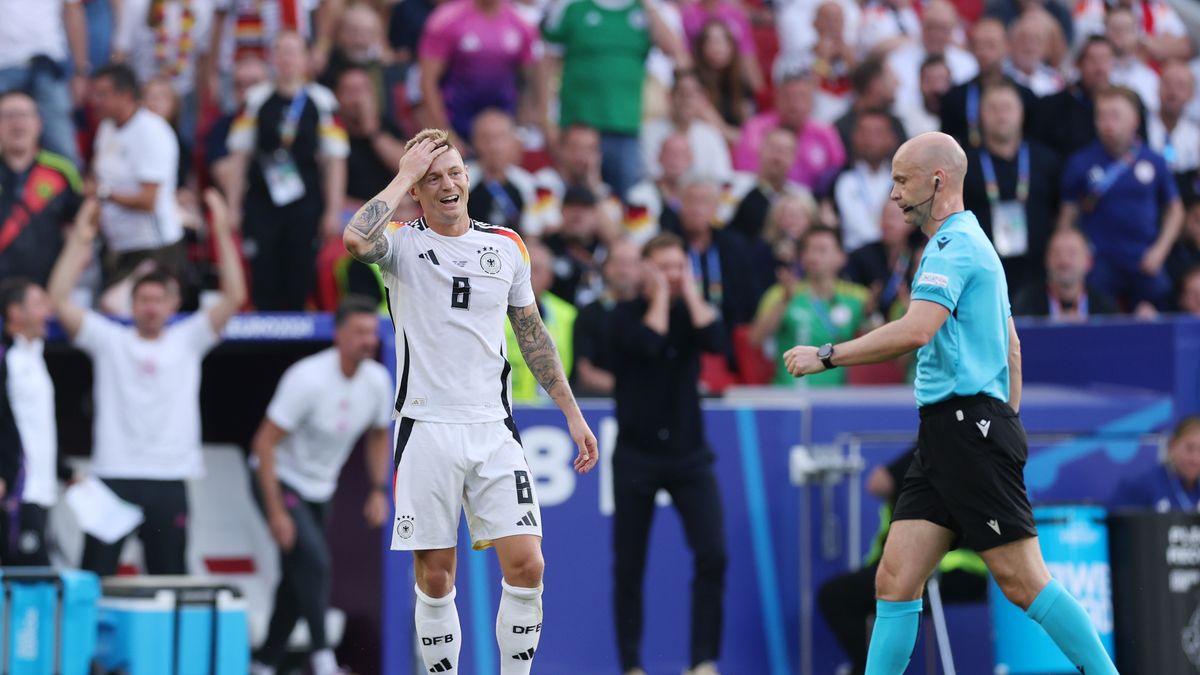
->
[399,138,451,180]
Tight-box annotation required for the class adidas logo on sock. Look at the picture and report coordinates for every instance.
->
[516,511,539,527]
[512,648,536,661]
[429,657,453,672]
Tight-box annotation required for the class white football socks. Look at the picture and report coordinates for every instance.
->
[496,581,543,675]
[310,648,339,675]
[415,585,462,673]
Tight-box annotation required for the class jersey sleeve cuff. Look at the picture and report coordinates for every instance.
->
[910,290,955,312]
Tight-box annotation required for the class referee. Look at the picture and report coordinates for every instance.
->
[785,132,1118,675]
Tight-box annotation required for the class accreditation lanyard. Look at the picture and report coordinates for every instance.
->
[485,179,519,224]
[807,292,838,337]
[966,84,981,147]
[1081,144,1140,213]
[882,251,911,310]
[689,245,723,307]
[278,87,309,150]
[979,143,1030,205]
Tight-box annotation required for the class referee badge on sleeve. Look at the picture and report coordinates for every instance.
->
[917,272,949,288]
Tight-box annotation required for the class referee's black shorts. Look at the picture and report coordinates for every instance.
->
[893,394,1038,552]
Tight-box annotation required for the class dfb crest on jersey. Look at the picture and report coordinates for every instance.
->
[478,246,502,274]
[396,515,415,540]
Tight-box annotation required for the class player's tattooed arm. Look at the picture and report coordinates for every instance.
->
[508,303,574,405]
[344,199,392,264]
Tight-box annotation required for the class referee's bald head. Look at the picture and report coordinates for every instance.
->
[894,132,968,190]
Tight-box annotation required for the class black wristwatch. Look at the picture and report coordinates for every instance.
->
[818,343,837,370]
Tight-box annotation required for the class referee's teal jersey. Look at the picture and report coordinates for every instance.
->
[909,210,1011,407]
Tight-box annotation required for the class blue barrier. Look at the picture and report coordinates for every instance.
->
[380,386,1173,674]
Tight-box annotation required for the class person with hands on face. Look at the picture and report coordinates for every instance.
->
[610,233,727,675]
[48,187,246,577]
[785,131,1117,675]
[342,128,598,675]
[248,295,393,675]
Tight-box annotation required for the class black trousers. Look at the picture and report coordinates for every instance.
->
[817,564,989,675]
[252,479,332,665]
[0,502,50,566]
[243,194,321,312]
[613,448,727,671]
[81,479,188,576]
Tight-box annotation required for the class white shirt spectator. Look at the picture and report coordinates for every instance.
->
[114,0,219,94]
[214,0,321,70]
[93,108,182,253]
[1004,59,1064,97]
[1147,115,1200,173]
[897,103,940,138]
[645,0,685,88]
[5,337,57,507]
[776,0,861,68]
[888,42,977,110]
[75,311,220,481]
[1073,0,1186,46]
[265,348,392,503]
[857,0,921,57]
[640,118,733,180]
[0,0,77,69]
[833,160,893,252]
[622,179,669,246]
[1111,57,1160,113]
[528,168,622,236]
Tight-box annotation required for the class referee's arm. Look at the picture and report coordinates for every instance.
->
[783,300,948,377]
[1007,317,1022,414]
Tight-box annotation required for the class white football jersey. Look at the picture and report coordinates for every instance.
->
[377,218,535,423]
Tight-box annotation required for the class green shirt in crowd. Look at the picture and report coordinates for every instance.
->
[758,280,869,387]
[542,0,651,135]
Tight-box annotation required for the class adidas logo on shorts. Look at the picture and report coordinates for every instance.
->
[512,648,536,661]
[429,657,453,672]
[516,511,539,527]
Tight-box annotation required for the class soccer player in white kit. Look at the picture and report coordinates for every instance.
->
[343,128,599,674]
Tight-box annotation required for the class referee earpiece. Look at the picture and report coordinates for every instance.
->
[934,176,941,189]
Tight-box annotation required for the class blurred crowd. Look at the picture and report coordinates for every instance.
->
[2,0,1200,397]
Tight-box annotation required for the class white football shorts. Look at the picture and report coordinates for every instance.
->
[390,417,542,551]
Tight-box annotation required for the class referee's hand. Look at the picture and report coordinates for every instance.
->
[783,345,824,377]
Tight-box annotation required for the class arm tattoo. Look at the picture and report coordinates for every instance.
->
[508,304,571,400]
[354,236,390,264]
[346,199,392,263]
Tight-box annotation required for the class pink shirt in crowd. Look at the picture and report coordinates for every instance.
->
[732,113,847,189]
[682,1,757,55]
[418,0,539,137]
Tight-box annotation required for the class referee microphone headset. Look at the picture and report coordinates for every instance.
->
[901,176,940,218]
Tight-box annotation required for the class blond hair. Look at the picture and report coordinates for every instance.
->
[762,189,818,246]
[405,128,452,152]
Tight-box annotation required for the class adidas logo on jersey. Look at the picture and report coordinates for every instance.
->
[429,657,453,672]
[418,249,440,265]
[516,511,539,527]
[512,648,536,661]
